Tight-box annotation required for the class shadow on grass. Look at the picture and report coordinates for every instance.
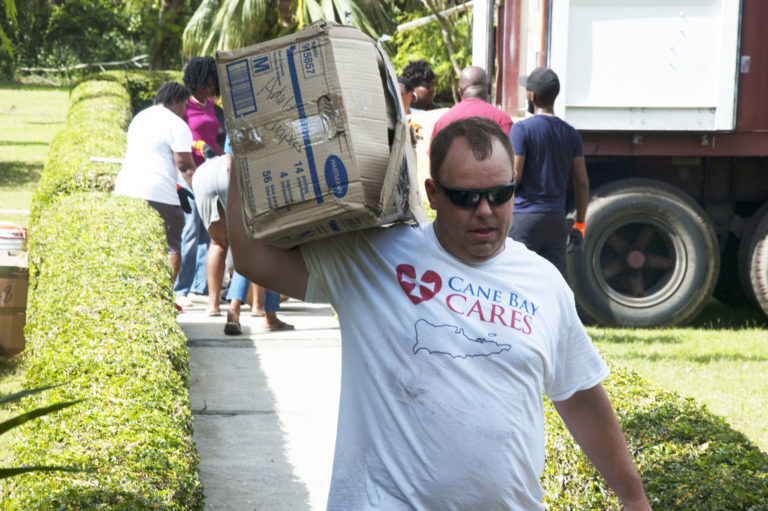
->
[0,140,49,147]
[616,350,767,363]
[688,300,768,330]
[0,357,24,381]
[0,161,42,186]
[590,331,684,345]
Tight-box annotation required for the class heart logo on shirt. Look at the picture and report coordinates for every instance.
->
[397,264,442,305]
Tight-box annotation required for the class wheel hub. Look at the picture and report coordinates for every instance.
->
[626,250,646,269]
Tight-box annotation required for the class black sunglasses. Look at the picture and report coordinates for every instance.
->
[434,180,516,208]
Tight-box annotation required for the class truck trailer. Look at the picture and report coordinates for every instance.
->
[483,0,768,326]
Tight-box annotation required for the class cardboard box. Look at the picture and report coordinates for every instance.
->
[0,250,28,357]
[216,20,426,247]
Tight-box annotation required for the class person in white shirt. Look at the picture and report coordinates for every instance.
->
[226,116,651,510]
[114,82,196,281]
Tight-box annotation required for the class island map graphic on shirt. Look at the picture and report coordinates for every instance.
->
[397,263,540,359]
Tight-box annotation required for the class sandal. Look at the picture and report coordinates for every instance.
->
[224,321,242,335]
[251,309,265,317]
[266,320,295,331]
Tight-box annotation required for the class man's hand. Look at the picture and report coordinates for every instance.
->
[567,221,585,252]
[177,185,194,214]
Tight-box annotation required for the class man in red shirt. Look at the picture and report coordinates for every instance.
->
[431,66,513,143]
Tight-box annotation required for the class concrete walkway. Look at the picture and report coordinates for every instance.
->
[177,299,341,511]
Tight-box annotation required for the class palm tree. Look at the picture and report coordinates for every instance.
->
[182,0,397,58]
[1,0,16,55]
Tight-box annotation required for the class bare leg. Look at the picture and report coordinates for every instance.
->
[206,215,229,316]
[169,253,181,282]
[262,287,293,330]
[227,299,242,325]
[253,284,266,315]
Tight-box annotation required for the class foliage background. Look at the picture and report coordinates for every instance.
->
[1,0,470,107]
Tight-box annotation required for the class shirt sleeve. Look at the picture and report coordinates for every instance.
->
[169,117,194,154]
[544,289,609,401]
[299,231,361,304]
[510,122,526,156]
[571,127,585,158]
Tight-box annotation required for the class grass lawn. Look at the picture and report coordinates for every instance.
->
[0,84,67,460]
[0,85,69,229]
[591,300,768,453]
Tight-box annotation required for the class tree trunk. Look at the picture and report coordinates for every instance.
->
[149,0,186,70]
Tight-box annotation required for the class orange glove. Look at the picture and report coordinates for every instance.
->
[193,140,216,160]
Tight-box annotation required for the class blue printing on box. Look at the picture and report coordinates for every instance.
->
[287,44,325,204]
[299,40,324,80]
[226,59,258,118]
[324,155,348,198]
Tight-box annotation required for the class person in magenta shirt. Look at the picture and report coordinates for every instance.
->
[175,56,221,312]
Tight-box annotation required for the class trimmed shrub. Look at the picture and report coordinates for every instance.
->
[0,193,204,509]
[29,70,183,223]
[542,359,768,509]
[30,79,130,222]
[103,70,183,115]
[1,70,204,509]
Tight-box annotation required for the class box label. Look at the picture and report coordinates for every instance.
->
[226,59,258,118]
[286,43,324,204]
[299,40,324,80]
[324,155,348,198]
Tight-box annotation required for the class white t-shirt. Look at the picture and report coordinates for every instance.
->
[114,104,193,205]
[301,223,608,510]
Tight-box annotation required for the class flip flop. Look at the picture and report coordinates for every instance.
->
[266,321,294,331]
[224,321,242,335]
[251,309,265,317]
[208,309,222,317]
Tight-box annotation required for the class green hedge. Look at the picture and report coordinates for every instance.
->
[543,359,768,509]
[30,70,183,224]
[0,71,204,509]
[29,78,131,223]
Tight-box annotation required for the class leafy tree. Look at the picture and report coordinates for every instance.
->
[1,0,156,74]
[148,0,190,69]
[182,0,396,58]
[0,0,16,72]
[45,0,148,67]
[385,0,472,106]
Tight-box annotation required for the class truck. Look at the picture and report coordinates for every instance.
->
[476,0,768,327]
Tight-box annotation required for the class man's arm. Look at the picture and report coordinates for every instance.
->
[571,155,589,223]
[226,162,309,299]
[174,151,196,188]
[513,154,525,184]
[553,384,651,510]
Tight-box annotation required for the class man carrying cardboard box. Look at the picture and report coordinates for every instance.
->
[227,116,651,510]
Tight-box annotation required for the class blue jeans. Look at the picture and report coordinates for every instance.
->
[226,271,280,313]
[174,179,209,296]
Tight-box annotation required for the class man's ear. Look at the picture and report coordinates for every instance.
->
[425,178,439,210]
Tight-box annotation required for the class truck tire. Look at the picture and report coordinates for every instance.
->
[566,179,720,327]
[738,202,768,317]
[713,233,749,307]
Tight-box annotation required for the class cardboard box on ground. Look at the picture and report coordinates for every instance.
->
[0,250,28,357]
[216,19,427,248]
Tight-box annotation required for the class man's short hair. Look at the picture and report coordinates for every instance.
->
[518,67,560,106]
[154,82,191,108]
[429,117,514,180]
[402,60,435,88]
